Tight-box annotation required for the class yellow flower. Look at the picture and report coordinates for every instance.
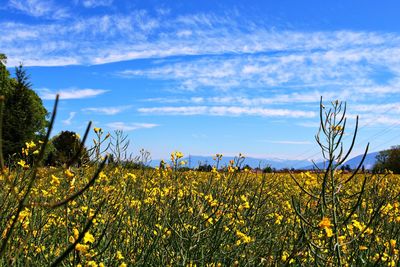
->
[75,243,89,253]
[125,173,136,181]
[65,169,75,178]
[364,228,373,235]
[84,232,95,244]
[69,236,75,244]
[390,239,397,249]
[116,250,124,260]
[236,230,253,244]
[25,141,36,149]
[359,246,368,251]
[319,217,334,237]
[352,219,364,231]
[17,159,28,169]
[94,127,102,133]
[18,208,31,222]
[318,217,331,229]
[87,261,98,267]
[332,125,343,132]
[325,227,333,237]
[73,228,79,240]
[51,175,60,186]
[120,263,127,267]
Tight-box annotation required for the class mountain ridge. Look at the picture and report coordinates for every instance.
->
[148,152,380,170]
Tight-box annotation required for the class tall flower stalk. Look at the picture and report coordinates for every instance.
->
[290,97,378,266]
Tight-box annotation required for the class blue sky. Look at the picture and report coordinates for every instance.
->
[2,0,400,162]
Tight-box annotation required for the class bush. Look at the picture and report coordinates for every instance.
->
[373,145,400,173]
[46,131,88,166]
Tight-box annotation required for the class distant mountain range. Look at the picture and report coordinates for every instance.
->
[149,152,380,170]
[302,152,379,170]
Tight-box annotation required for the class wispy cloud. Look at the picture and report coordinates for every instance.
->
[143,92,337,106]
[40,88,108,100]
[82,105,132,115]
[8,0,69,19]
[3,9,400,74]
[62,112,76,125]
[106,122,159,131]
[79,0,113,8]
[4,8,400,126]
[118,50,395,98]
[353,102,400,114]
[138,106,316,118]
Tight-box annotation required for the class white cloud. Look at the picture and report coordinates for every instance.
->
[139,106,208,116]
[80,0,113,8]
[39,88,108,100]
[359,114,400,127]
[4,10,400,117]
[138,106,316,118]
[143,93,338,106]
[106,122,159,131]
[3,10,400,74]
[62,112,76,125]
[353,103,400,114]
[82,105,132,115]
[8,0,69,19]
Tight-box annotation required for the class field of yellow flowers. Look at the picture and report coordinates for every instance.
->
[1,98,400,266]
[1,146,400,266]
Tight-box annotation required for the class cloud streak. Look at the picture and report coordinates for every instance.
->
[8,0,69,19]
[138,106,316,118]
[40,88,108,100]
[3,9,400,72]
[80,0,113,8]
[82,105,132,115]
[106,122,159,131]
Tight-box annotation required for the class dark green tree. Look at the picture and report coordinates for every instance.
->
[47,131,88,166]
[0,57,48,159]
[373,146,400,173]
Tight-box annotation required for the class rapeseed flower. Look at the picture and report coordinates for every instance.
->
[116,250,124,260]
[84,232,95,244]
[319,217,333,237]
[75,244,89,253]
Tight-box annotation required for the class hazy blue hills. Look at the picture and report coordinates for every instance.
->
[148,152,380,170]
[341,151,379,170]
[285,151,379,170]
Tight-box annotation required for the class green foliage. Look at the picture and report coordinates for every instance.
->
[197,163,212,172]
[373,146,400,174]
[0,58,47,159]
[47,131,88,166]
[263,165,274,173]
